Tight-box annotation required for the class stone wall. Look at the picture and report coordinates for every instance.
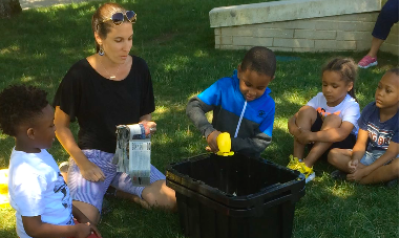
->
[210,0,399,55]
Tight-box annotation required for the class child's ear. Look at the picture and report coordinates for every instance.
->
[26,128,35,140]
[347,82,354,92]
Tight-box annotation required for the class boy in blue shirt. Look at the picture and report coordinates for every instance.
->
[186,46,276,158]
[328,68,399,184]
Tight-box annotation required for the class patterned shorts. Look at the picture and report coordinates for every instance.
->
[67,149,165,212]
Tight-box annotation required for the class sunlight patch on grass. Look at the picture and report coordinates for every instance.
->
[20,74,35,83]
[194,50,209,58]
[0,45,20,55]
[163,55,190,72]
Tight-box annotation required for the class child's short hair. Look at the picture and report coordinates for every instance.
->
[0,85,48,136]
[387,67,399,76]
[241,46,276,77]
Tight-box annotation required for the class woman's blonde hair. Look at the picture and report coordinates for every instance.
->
[91,2,129,52]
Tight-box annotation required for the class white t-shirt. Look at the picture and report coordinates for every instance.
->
[306,92,360,135]
[8,148,74,238]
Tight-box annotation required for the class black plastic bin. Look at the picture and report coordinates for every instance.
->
[166,153,305,238]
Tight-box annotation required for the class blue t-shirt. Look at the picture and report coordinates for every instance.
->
[358,102,399,152]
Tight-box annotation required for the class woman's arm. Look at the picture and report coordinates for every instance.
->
[54,106,105,182]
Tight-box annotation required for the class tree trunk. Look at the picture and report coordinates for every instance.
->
[0,0,22,18]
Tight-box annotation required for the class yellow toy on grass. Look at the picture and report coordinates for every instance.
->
[0,169,9,207]
[216,132,234,157]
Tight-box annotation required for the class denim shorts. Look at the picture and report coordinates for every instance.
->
[360,150,398,166]
[67,149,165,213]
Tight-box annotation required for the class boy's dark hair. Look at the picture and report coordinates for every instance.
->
[241,46,276,77]
[387,68,399,76]
[322,57,358,102]
[0,85,48,136]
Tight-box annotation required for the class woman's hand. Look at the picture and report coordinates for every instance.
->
[77,158,105,182]
[74,222,94,238]
[140,120,157,135]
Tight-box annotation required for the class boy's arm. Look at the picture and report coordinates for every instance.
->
[348,128,369,171]
[231,107,274,156]
[358,141,399,176]
[231,132,272,156]
[186,96,216,139]
[21,215,90,238]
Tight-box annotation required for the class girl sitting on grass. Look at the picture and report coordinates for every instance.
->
[287,58,360,183]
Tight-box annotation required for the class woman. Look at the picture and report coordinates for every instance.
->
[53,2,176,224]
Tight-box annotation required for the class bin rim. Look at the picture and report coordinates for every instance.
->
[166,153,305,209]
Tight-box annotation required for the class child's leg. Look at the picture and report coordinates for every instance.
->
[293,107,318,160]
[327,148,353,172]
[303,114,341,168]
[359,158,399,184]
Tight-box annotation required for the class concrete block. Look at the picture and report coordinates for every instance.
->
[215,44,234,50]
[219,27,233,36]
[356,22,376,32]
[315,21,338,30]
[231,26,253,37]
[269,47,293,52]
[315,48,337,52]
[294,19,317,29]
[336,41,356,50]
[356,40,372,51]
[385,35,399,45]
[315,40,336,48]
[337,21,358,32]
[273,38,314,48]
[355,12,379,22]
[254,28,294,38]
[336,31,372,41]
[381,43,399,55]
[215,36,232,45]
[295,29,336,39]
[233,36,273,46]
[271,20,297,29]
[390,23,399,34]
[292,47,316,52]
[209,0,381,28]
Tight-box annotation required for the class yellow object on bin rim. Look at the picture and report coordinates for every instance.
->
[216,132,234,157]
[0,169,10,206]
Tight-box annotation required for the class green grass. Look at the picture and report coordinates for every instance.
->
[0,0,399,237]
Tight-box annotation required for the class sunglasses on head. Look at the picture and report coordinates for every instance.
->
[102,10,137,25]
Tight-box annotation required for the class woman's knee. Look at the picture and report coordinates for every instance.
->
[142,180,176,210]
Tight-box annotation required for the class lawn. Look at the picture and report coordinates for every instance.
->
[0,0,398,237]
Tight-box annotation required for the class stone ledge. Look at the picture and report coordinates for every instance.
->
[209,0,382,28]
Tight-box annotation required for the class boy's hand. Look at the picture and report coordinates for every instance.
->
[207,130,221,152]
[88,223,102,238]
[346,168,366,182]
[348,159,358,173]
[139,120,157,135]
[74,222,92,238]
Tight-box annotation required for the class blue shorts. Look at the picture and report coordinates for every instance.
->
[360,150,398,166]
[67,149,166,213]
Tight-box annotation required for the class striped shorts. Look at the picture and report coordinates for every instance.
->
[67,149,166,213]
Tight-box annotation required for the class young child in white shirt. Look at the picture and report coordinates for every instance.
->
[0,85,101,238]
[287,58,360,183]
